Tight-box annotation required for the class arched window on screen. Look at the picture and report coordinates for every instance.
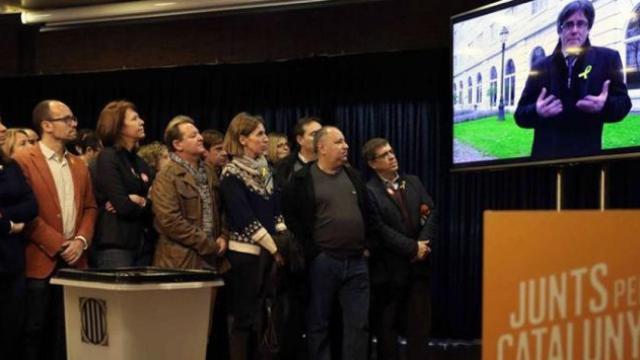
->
[625,4,640,89]
[476,72,483,104]
[489,66,498,107]
[505,59,516,106]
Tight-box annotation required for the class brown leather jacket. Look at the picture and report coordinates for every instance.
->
[151,159,228,271]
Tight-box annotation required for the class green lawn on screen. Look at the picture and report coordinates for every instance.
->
[603,114,640,149]
[455,113,640,159]
[454,114,533,159]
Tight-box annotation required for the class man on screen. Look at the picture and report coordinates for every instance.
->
[514,0,631,159]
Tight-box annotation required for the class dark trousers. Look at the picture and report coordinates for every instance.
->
[307,252,370,360]
[23,277,67,360]
[226,251,268,360]
[94,240,153,268]
[0,272,26,360]
[207,287,230,360]
[371,278,431,360]
[278,270,307,360]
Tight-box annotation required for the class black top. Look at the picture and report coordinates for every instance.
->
[0,161,38,273]
[366,174,437,286]
[273,152,306,191]
[514,44,631,159]
[93,147,154,250]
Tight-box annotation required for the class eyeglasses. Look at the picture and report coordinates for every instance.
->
[374,149,395,160]
[47,115,78,125]
[561,20,588,31]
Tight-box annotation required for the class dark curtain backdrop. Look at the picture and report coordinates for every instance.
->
[1,49,639,340]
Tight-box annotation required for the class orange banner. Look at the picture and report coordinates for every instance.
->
[483,210,640,360]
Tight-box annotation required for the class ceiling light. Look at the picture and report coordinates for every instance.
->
[21,0,339,28]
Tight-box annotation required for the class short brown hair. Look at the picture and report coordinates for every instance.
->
[32,100,56,135]
[96,100,136,148]
[164,115,195,152]
[223,112,264,157]
[76,130,101,154]
[362,137,389,162]
[293,116,322,138]
[202,129,224,150]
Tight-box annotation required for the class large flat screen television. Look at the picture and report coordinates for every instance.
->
[452,0,640,170]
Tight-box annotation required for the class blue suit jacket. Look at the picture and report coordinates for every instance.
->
[0,161,38,273]
[366,174,437,287]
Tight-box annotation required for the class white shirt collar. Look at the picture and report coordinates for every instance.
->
[39,141,69,162]
[379,172,400,188]
[298,152,312,164]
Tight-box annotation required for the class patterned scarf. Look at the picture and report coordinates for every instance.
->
[169,152,214,237]
[222,155,273,198]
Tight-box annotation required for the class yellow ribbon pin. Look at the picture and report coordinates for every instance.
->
[578,65,592,79]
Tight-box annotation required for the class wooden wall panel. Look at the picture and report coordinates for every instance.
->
[0,0,494,75]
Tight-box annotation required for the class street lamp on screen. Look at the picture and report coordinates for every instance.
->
[498,26,509,121]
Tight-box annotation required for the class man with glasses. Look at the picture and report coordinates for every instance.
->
[514,0,631,159]
[362,138,437,360]
[14,100,97,360]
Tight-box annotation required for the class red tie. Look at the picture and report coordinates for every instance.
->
[386,183,416,235]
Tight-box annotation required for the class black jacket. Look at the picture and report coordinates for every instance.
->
[93,147,154,250]
[515,44,631,159]
[0,161,38,273]
[273,152,304,191]
[366,174,437,287]
[282,163,380,261]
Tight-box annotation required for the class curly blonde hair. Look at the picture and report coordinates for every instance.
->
[138,141,168,171]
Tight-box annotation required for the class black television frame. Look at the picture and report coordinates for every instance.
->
[450,0,640,172]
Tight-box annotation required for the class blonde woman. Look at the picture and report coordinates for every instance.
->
[1,128,29,156]
[266,132,290,165]
[138,141,170,174]
[22,128,39,147]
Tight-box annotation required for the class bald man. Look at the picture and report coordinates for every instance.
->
[283,126,379,360]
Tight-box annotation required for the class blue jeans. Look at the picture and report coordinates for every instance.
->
[94,246,153,269]
[307,252,370,360]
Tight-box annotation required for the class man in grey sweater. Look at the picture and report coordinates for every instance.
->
[283,126,379,360]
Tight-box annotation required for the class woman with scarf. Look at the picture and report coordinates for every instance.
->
[221,113,286,360]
